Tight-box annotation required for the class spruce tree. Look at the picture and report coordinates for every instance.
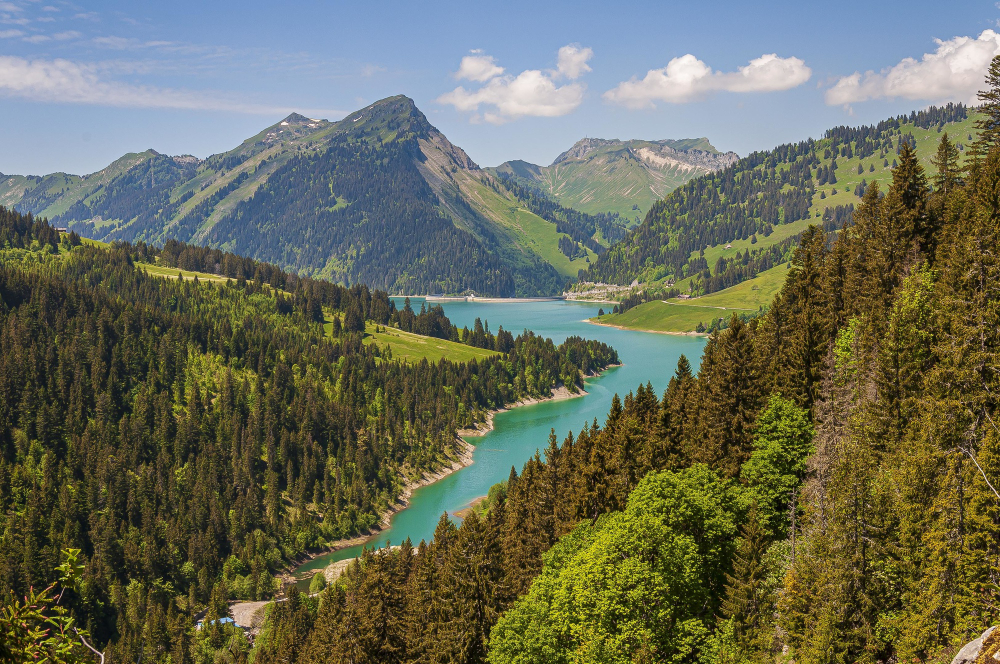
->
[719,504,775,664]
[775,225,830,409]
[886,142,931,257]
[931,132,961,195]
[977,54,1000,149]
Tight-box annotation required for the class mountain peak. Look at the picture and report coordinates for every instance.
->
[281,112,312,124]
[346,95,421,122]
[338,94,434,142]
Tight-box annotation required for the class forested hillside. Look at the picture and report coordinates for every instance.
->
[2,97,627,296]
[250,72,1000,664]
[0,209,618,660]
[586,103,974,295]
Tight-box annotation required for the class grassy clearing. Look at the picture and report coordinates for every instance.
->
[596,263,787,333]
[137,262,230,283]
[361,323,499,364]
[675,263,787,310]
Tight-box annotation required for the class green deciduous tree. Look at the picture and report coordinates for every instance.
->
[741,394,814,538]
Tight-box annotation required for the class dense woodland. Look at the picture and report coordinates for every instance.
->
[251,82,1000,664]
[0,219,617,661]
[585,103,969,291]
[57,154,199,233]
[45,97,573,298]
[6,60,1000,664]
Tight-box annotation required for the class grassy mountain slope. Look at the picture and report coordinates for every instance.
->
[585,104,973,322]
[588,103,975,332]
[593,263,788,333]
[6,97,618,296]
[490,137,738,223]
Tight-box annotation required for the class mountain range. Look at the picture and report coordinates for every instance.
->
[0,96,728,296]
[489,137,738,224]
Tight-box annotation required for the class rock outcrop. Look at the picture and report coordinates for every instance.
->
[951,626,998,664]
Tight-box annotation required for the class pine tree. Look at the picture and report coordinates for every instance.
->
[774,225,830,410]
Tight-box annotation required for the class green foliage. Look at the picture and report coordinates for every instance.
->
[0,549,98,664]
[740,394,814,537]
[716,506,784,664]
[308,572,326,595]
[0,214,618,660]
[489,466,741,664]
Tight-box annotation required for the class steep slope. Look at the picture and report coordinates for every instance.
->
[491,137,738,223]
[6,96,620,296]
[585,103,974,298]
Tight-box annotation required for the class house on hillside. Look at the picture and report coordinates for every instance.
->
[196,616,247,632]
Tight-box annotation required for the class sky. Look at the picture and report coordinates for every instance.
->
[1,0,998,175]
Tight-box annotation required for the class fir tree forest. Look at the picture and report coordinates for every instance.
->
[3,24,1000,664]
[226,67,999,664]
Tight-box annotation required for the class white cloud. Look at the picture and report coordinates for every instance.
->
[439,44,592,123]
[0,54,336,115]
[52,30,80,40]
[0,2,21,11]
[825,30,1000,106]
[0,28,21,37]
[454,53,504,82]
[556,44,592,79]
[92,35,175,49]
[604,52,811,108]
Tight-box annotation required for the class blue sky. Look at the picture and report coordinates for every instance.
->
[1,0,997,175]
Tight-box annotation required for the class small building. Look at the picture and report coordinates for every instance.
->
[196,616,246,631]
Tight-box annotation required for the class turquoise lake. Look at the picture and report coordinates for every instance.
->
[292,299,706,583]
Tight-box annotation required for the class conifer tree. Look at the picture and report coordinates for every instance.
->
[719,504,776,664]
[774,225,830,409]
[931,132,962,195]
[885,142,932,257]
[977,54,1000,149]
[689,315,765,476]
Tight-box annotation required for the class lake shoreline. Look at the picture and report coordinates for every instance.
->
[287,373,610,581]
[392,294,622,305]
[584,317,707,337]
[280,437,474,584]
[457,382,590,438]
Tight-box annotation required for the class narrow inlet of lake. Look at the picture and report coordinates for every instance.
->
[292,299,706,584]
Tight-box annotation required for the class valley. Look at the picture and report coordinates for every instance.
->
[2,49,999,663]
[1,98,733,298]
[291,298,705,588]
